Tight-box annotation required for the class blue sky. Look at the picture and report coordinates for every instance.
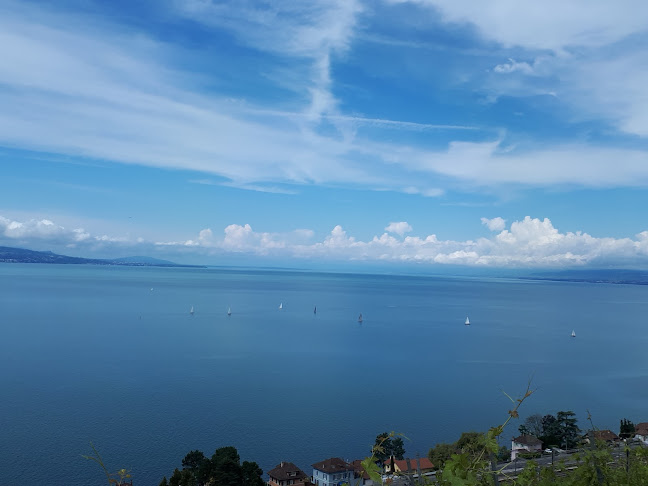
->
[2,0,648,268]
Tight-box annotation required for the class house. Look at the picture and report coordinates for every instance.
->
[634,422,648,443]
[350,460,375,486]
[590,429,620,444]
[383,457,434,476]
[511,435,542,460]
[268,462,310,486]
[311,458,354,486]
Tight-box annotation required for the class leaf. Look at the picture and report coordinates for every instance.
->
[361,457,383,483]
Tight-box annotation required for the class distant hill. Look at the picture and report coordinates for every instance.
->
[0,246,204,268]
[523,268,648,285]
[111,255,178,266]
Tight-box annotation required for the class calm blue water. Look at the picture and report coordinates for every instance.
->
[2,264,648,485]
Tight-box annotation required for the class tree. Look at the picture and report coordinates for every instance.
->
[373,432,406,463]
[159,478,168,486]
[391,437,405,460]
[496,445,510,462]
[428,442,455,470]
[620,418,635,440]
[518,413,544,438]
[169,468,182,486]
[241,461,265,486]
[555,410,580,449]
[455,432,484,455]
[211,446,243,486]
[374,433,391,463]
[540,414,560,447]
[182,450,207,473]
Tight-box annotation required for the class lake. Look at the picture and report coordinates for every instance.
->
[1,264,648,485]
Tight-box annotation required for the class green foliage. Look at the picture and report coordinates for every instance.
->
[429,442,456,469]
[432,382,535,486]
[620,418,636,439]
[361,456,383,483]
[241,460,265,486]
[538,410,581,448]
[497,445,510,462]
[392,437,406,460]
[182,450,207,472]
[159,477,168,486]
[517,451,541,460]
[373,432,407,462]
[161,446,262,486]
[518,413,544,438]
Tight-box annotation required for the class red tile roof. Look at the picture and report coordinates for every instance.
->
[392,458,434,472]
[311,458,353,474]
[268,462,308,481]
[635,422,648,435]
[593,430,619,441]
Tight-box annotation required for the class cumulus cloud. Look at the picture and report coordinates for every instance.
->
[481,217,506,231]
[5,213,648,269]
[160,216,648,268]
[385,221,413,236]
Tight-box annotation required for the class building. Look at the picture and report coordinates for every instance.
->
[511,435,542,460]
[591,429,620,444]
[268,462,310,486]
[350,460,375,486]
[635,422,648,443]
[383,457,434,476]
[311,458,354,486]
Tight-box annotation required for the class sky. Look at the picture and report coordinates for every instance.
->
[2,0,648,269]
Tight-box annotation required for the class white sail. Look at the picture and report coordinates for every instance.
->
[227,307,232,316]
[190,306,194,315]
[571,330,576,337]
[279,303,283,310]
[465,316,470,325]
[358,313,363,323]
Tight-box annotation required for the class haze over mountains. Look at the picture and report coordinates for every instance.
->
[0,246,203,267]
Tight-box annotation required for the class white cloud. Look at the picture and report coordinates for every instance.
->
[385,221,413,236]
[4,214,648,268]
[395,0,648,138]
[395,0,648,51]
[493,58,534,75]
[2,0,648,194]
[481,217,506,231]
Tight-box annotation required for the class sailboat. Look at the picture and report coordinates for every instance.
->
[571,330,576,338]
[189,306,194,316]
[314,306,317,314]
[227,307,232,316]
[358,313,363,323]
[465,316,470,326]
[279,303,283,310]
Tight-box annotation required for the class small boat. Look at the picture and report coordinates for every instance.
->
[571,330,576,338]
[279,303,283,310]
[465,316,470,326]
[189,306,194,316]
[314,306,317,314]
[227,307,232,316]
[358,313,363,323]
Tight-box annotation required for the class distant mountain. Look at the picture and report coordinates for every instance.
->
[111,255,178,266]
[0,246,204,268]
[523,268,648,285]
